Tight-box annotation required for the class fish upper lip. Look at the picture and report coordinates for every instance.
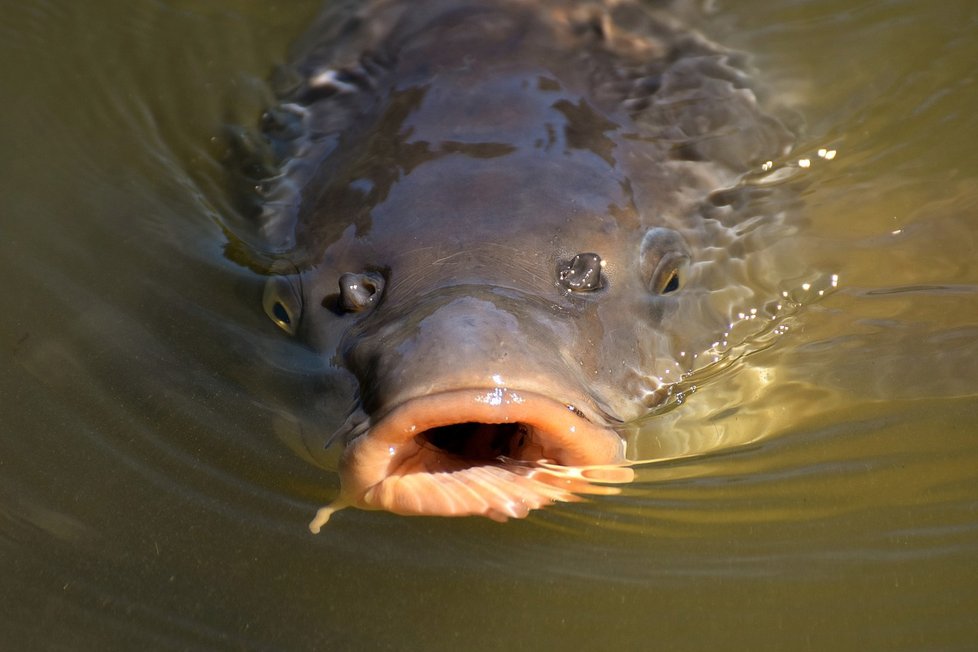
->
[311,387,632,526]
[339,381,625,444]
[355,386,625,462]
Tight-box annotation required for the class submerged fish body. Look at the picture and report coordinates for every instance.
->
[232,0,795,526]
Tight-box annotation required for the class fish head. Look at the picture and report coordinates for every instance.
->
[260,106,720,522]
[250,10,794,523]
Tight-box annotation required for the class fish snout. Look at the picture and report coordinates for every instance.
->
[349,292,585,402]
[311,292,633,529]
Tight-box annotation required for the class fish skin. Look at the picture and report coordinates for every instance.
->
[232,0,797,522]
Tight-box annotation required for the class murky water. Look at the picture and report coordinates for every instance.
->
[2,0,977,649]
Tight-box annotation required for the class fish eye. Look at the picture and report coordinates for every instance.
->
[663,271,680,293]
[263,274,302,335]
[650,253,689,295]
[272,301,291,324]
[640,228,690,296]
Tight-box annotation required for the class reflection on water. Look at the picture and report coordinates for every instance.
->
[2,0,978,649]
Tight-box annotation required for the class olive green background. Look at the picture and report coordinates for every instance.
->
[2,1,977,649]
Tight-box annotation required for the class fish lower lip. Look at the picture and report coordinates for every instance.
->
[309,388,633,530]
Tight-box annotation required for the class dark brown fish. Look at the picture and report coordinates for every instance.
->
[231,0,795,528]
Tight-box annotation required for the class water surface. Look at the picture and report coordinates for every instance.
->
[2,0,977,649]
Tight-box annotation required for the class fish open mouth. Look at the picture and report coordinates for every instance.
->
[309,388,634,531]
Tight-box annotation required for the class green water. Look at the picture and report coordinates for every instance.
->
[2,1,977,649]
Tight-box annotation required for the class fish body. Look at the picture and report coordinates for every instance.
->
[233,0,795,526]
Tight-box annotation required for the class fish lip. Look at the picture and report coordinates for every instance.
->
[330,388,631,521]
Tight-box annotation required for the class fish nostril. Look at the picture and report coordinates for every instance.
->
[338,272,384,312]
[557,253,604,292]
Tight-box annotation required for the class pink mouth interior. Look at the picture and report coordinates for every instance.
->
[309,388,634,531]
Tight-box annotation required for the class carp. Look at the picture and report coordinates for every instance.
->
[229,0,795,528]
